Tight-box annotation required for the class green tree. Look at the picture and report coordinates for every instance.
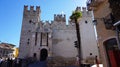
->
[70,10,82,67]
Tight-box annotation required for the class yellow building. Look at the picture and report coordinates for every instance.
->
[13,47,19,58]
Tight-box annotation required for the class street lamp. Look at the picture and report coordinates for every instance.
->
[113,20,120,50]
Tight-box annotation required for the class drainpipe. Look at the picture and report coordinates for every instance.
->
[115,27,120,50]
[113,21,120,50]
[47,33,48,46]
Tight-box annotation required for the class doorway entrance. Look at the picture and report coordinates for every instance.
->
[104,38,120,67]
[40,49,48,61]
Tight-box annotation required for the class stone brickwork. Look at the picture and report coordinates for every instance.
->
[19,5,41,59]
[47,56,76,67]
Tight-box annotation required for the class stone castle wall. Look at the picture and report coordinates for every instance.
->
[19,6,99,64]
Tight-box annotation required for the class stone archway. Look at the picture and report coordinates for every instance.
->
[40,49,48,61]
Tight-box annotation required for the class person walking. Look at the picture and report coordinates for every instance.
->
[0,58,2,67]
[75,55,79,66]
[95,56,99,67]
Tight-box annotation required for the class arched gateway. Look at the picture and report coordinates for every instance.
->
[40,49,48,61]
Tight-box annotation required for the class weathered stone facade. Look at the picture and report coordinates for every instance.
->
[19,6,99,65]
[87,0,120,67]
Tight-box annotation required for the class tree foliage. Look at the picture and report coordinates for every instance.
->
[70,11,82,21]
[70,10,82,66]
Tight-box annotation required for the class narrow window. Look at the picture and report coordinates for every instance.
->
[85,21,88,24]
[29,20,32,23]
[35,32,38,46]
[90,53,92,55]
[40,33,42,46]
[27,39,30,45]
[47,33,48,46]
[33,53,37,58]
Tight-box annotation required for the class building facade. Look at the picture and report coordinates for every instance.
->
[87,0,120,67]
[19,6,99,64]
[0,43,14,58]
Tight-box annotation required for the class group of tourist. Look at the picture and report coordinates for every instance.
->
[0,58,21,67]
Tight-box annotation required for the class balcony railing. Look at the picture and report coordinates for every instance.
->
[87,0,104,10]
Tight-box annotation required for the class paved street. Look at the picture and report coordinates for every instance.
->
[61,66,78,67]
[28,61,47,67]
[28,61,78,67]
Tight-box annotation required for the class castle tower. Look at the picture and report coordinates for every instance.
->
[77,7,99,63]
[19,5,41,58]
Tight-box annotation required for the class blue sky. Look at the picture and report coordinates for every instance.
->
[0,0,87,47]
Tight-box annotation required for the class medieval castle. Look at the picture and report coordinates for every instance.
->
[19,5,99,63]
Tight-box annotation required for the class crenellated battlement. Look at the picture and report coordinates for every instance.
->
[75,7,92,17]
[54,14,66,22]
[24,5,41,14]
[24,5,28,11]
[30,6,34,11]
[40,20,51,24]
[82,7,87,12]
[76,7,81,11]
[76,7,87,12]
